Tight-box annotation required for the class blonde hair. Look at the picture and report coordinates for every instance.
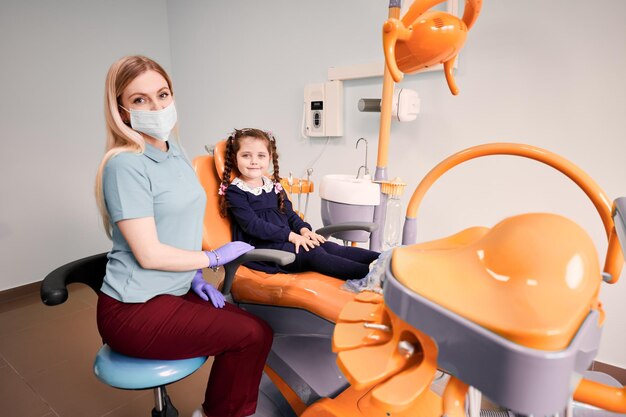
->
[95,55,175,239]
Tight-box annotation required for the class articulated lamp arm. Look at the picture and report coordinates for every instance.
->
[462,0,483,30]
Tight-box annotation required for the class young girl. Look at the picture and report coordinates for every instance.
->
[219,128,380,280]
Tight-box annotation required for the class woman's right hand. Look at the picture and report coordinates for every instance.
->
[206,241,255,267]
[289,232,317,254]
[191,269,225,308]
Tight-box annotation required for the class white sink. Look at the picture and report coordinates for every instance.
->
[319,174,380,206]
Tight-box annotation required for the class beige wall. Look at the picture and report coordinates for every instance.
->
[0,0,172,290]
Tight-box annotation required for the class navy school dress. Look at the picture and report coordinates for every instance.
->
[225,177,380,280]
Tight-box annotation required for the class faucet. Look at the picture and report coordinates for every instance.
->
[356,138,369,178]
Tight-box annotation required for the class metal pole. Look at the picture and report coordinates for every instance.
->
[370,0,401,251]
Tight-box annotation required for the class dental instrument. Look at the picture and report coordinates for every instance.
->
[287,171,293,199]
[355,138,369,178]
[303,168,313,220]
[297,179,302,216]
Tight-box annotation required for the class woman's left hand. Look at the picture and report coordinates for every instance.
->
[300,228,326,245]
[191,269,225,308]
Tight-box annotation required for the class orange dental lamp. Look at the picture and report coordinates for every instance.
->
[383,0,483,94]
[372,0,482,251]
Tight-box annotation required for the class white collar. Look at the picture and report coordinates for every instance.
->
[232,176,274,196]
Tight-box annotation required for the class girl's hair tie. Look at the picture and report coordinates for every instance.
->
[218,183,228,196]
[274,182,283,194]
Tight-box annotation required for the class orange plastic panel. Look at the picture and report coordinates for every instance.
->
[354,291,383,304]
[442,377,469,417]
[213,140,229,180]
[337,338,410,389]
[369,330,438,410]
[192,155,233,250]
[334,297,440,413]
[574,377,626,414]
[230,267,356,323]
[337,300,385,323]
[264,365,307,416]
[393,213,602,350]
[333,322,393,351]
[395,11,467,76]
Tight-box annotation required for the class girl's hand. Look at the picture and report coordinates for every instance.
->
[289,232,317,254]
[300,228,326,245]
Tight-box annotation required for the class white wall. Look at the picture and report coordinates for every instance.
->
[1,0,624,367]
[167,0,626,366]
[0,0,172,290]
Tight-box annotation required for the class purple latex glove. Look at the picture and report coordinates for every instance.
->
[191,269,225,308]
[205,241,254,268]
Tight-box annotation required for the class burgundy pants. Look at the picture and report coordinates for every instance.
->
[97,291,273,417]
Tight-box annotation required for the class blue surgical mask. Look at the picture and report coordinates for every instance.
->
[120,102,177,142]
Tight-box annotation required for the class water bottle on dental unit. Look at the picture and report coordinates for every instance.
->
[381,178,407,251]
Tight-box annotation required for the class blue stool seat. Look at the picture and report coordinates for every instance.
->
[94,344,208,390]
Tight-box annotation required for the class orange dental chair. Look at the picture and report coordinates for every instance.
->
[193,141,386,416]
[331,143,625,417]
[40,140,625,417]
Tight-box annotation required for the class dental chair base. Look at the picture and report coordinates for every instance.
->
[241,303,349,406]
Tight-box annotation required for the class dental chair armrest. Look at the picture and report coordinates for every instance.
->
[315,222,379,239]
[221,249,296,296]
[40,252,108,306]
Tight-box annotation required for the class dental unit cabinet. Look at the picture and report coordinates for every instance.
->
[303,81,343,137]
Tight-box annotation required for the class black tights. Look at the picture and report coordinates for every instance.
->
[282,241,380,280]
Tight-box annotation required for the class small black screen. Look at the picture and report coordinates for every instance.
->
[311,101,323,110]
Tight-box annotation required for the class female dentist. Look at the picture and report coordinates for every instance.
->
[95,55,272,417]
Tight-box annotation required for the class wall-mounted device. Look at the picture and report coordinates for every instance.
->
[304,81,343,137]
[358,88,420,122]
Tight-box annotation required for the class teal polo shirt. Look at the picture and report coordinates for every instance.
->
[101,142,206,302]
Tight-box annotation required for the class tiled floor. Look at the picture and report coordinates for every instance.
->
[0,278,218,417]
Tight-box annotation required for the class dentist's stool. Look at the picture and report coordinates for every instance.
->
[40,253,208,417]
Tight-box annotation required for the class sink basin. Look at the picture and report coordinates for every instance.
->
[319,174,380,243]
[319,174,380,206]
